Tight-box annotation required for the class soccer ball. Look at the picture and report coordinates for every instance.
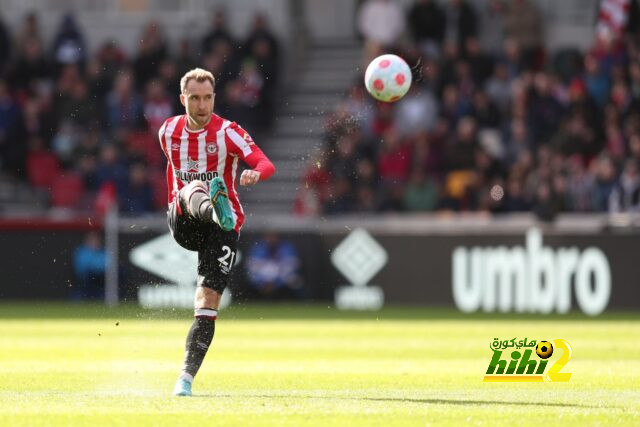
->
[536,341,554,359]
[364,54,412,102]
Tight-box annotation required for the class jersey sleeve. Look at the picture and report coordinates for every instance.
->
[158,118,169,159]
[225,122,276,180]
[225,122,260,159]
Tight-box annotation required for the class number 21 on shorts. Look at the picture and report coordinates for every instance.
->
[217,245,236,273]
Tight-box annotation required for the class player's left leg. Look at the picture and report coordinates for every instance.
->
[173,287,220,397]
[173,227,238,396]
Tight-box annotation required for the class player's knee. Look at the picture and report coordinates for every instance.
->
[194,286,221,309]
[181,180,206,197]
[189,180,207,191]
[181,180,209,210]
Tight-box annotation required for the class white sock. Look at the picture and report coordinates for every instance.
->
[179,372,194,383]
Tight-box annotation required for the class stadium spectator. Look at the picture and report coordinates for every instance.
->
[503,177,531,211]
[446,117,478,171]
[609,159,640,212]
[133,21,168,88]
[325,175,355,214]
[393,84,439,135]
[143,79,172,132]
[0,14,11,75]
[55,73,99,130]
[377,127,412,184]
[470,90,500,129]
[413,129,445,178]
[173,39,195,75]
[51,120,81,166]
[245,13,280,67]
[0,80,26,177]
[201,9,235,55]
[379,182,407,212]
[357,0,406,51]
[403,167,438,211]
[584,53,611,108]
[237,59,264,107]
[75,132,101,191]
[244,14,280,130]
[592,154,618,211]
[528,73,565,145]
[8,35,51,92]
[566,155,594,211]
[407,0,445,57]
[503,0,544,69]
[72,231,107,300]
[95,144,128,191]
[206,38,240,95]
[105,69,144,130]
[220,79,254,132]
[52,14,86,72]
[294,152,331,216]
[478,0,505,56]
[119,162,154,214]
[17,11,42,46]
[465,37,495,85]
[245,232,303,300]
[90,41,127,98]
[442,0,478,52]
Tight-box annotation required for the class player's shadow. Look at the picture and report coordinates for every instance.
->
[358,397,595,408]
[197,394,596,408]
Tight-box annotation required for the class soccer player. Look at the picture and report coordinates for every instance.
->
[159,68,275,396]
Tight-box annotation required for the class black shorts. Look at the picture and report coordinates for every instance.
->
[167,201,239,293]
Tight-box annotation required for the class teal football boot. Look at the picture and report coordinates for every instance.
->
[209,177,236,231]
[173,378,192,397]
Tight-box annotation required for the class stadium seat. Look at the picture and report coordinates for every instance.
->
[26,151,61,189]
[51,172,85,208]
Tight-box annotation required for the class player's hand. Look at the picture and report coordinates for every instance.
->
[240,169,261,186]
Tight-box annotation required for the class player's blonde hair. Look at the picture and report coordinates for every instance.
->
[180,68,216,93]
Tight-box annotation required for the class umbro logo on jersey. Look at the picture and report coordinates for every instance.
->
[206,144,218,155]
[171,143,180,151]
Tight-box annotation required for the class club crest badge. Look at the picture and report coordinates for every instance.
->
[206,144,218,155]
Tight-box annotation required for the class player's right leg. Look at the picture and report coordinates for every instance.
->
[209,177,235,232]
[178,179,235,231]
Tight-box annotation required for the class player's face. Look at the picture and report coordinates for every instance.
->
[181,79,215,129]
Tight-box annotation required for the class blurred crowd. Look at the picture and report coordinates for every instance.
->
[296,0,640,219]
[0,10,280,214]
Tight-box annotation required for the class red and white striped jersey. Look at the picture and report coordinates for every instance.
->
[158,113,270,232]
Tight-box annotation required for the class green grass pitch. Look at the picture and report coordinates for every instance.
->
[0,303,639,426]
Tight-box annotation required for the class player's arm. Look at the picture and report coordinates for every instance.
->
[240,149,275,185]
[225,123,275,186]
[158,118,170,160]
